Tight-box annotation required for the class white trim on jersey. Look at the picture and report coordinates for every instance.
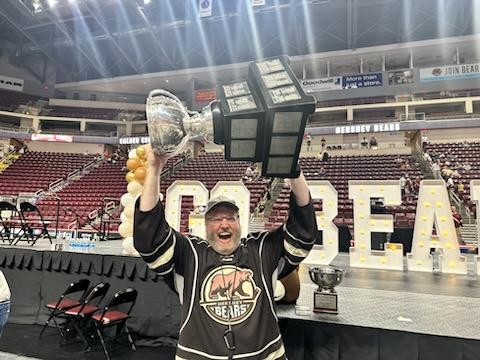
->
[177,334,283,360]
[147,235,176,269]
[283,239,309,258]
[259,233,278,322]
[174,272,185,305]
[138,227,173,257]
[283,224,315,245]
[179,236,199,334]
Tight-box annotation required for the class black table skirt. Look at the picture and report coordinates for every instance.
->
[3,247,480,360]
[0,248,181,337]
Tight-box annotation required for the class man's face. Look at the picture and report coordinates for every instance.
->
[205,205,241,255]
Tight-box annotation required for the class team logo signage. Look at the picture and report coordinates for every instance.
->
[420,63,480,82]
[200,265,261,325]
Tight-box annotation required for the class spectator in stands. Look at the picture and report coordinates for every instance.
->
[305,133,312,151]
[457,181,465,195]
[321,150,330,162]
[252,164,260,179]
[321,137,326,149]
[431,161,441,179]
[256,197,266,218]
[451,206,463,245]
[361,137,369,148]
[414,176,422,190]
[446,176,455,190]
[134,144,317,359]
[399,175,407,196]
[0,148,4,159]
[0,270,10,338]
[245,165,254,178]
[369,135,378,149]
[463,163,472,171]
[423,152,432,163]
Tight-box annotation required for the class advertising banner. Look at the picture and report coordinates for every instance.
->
[0,75,24,92]
[420,63,480,82]
[301,77,343,93]
[342,73,383,88]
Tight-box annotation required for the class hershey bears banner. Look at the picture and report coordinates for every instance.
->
[420,63,480,82]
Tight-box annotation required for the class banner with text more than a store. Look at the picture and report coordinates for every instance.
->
[420,63,480,82]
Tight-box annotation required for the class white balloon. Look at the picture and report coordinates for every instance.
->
[120,193,135,208]
[128,149,138,159]
[122,237,137,255]
[123,205,135,219]
[127,181,143,197]
[120,212,133,224]
[118,221,133,238]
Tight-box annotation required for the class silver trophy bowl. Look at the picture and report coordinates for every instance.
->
[309,266,345,292]
[146,89,214,158]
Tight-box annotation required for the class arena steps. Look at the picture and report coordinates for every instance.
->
[461,223,478,244]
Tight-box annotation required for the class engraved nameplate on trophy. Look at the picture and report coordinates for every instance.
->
[309,266,345,314]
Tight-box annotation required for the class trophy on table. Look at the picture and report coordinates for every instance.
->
[309,266,345,314]
[145,56,316,179]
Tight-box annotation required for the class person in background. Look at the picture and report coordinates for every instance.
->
[361,137,369,148]
[451,206,463,245]
[305,133,312,151]
[0,270,11,338]
[321,137,326,150]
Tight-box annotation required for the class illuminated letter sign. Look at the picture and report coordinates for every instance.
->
[407,180,466,274]
[349,180,403,270]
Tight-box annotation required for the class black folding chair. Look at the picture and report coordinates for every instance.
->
[91,288,138,360]
[0,199,23,244]
[64,282,110,349]
[40,279,91,338]
[17,201,52,245]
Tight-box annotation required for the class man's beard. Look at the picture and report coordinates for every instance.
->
[206,230,241,255]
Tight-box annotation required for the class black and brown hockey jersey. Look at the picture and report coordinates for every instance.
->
[134,193,317,360]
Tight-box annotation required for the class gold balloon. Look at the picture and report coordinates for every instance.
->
[134,166,146,181]
[126,158,141,171]
[136,146,146,160]
[125,171,135,183]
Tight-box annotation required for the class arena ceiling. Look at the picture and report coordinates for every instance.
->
[0,0,478,85]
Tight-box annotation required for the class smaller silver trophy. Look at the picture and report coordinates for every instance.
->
[146,89,214,158]
[308,266,345,314]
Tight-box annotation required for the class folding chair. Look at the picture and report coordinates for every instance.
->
[40,279,91,338]
[91,288,138,360]
[17,201,53,246]
[0,199,23,244]
[64,282,110,349]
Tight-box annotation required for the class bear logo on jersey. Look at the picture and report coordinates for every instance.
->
[200,265,261,325]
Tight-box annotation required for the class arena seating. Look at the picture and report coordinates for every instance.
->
[42,106,119,120]
[34,154,184,231]
[266,154,423,231]
[423,141,480,215]
[0,89,44,112]
[0,151,95,196]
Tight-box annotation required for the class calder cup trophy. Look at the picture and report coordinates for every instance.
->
[146,89,214,157]
[309,266,345,314]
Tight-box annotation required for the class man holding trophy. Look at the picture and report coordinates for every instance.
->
[134,57,319,359]
[134,142,316,359]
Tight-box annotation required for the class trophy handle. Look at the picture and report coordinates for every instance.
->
[309,270,316,284]
[148,89,184,108]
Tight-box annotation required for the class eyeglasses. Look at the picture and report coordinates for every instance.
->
[206,216,239,224]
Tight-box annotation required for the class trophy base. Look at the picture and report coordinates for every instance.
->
[313,291,338,314]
